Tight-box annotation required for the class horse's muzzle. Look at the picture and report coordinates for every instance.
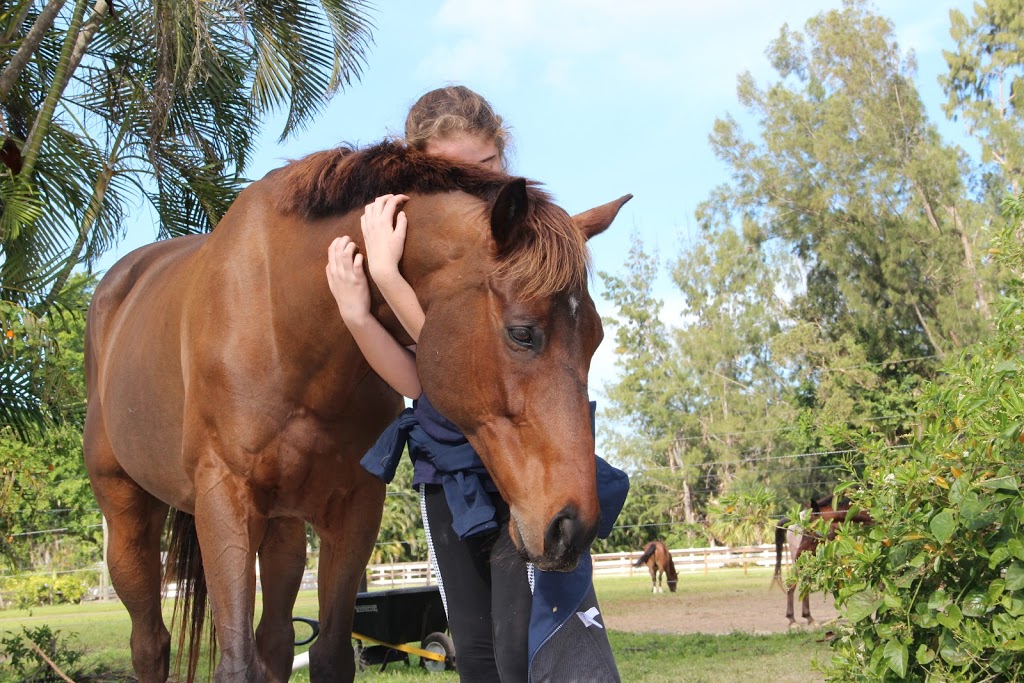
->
[533,505,597,572]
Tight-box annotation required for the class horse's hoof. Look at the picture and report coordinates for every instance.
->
[787,621,800,629]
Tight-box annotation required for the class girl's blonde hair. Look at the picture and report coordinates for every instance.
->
[404,86,510,166]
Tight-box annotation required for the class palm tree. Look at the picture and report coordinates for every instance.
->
[1,0,375,432]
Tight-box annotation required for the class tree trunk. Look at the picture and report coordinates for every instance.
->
[0,0,67,102]
[20,0,90,178]
[682,478,695,524]
[947,205,992,320]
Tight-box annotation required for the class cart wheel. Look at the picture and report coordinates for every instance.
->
[419,631,456,672]
[353,640,365,672]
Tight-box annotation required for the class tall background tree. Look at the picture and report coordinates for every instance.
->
[942,0,1024,195]
[0,0,376,569]
[602,0,1004,543]
[0,0,374,424]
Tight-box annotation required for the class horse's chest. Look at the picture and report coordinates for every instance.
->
[243,401,399,505]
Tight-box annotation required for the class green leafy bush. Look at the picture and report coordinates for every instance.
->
[1,574,89,609]
[802,195,1024,681]
[0,625,83,682]
[0,624,132,682]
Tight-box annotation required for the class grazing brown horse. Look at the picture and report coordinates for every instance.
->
[83,140,630,682]
[772,493,872,626]
[633,540,678,593]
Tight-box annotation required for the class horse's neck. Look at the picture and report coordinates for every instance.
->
[388,194,490,333]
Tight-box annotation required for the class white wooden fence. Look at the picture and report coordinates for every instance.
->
[66,544,789,601]
[362,544,787,588]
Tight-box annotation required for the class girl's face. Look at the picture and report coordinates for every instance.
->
[425,133,502,172]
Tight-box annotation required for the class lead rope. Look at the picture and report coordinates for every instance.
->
[420,483,449,618]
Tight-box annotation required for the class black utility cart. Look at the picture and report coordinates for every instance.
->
[293,584,456,673]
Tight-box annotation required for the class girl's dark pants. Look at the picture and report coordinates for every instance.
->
[424,484,532,683]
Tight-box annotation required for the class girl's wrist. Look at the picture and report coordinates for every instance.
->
[371,267,405,290]
[338,307,373,328]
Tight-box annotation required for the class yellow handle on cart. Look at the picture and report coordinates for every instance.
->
[351,631,446,662]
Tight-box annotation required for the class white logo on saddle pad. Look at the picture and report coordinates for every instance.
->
[576,606,604,629]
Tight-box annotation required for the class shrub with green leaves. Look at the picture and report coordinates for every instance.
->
[0,625,83,682]
[0,574,89,609]
[801,195,1024,681]
[0,623,134,682]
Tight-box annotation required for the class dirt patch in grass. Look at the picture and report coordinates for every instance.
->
[602,578,839,636]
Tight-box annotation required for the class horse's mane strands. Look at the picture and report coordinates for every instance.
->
[274,141,591,299]
[492,200,591,301]
[274,140,509,219]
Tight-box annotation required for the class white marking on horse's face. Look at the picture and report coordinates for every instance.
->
[569,294,580,318]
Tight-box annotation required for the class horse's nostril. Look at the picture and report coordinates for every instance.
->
[543,505,595,569]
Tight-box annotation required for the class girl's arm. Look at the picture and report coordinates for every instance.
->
[361,194,425,343]
[326,236,422,399]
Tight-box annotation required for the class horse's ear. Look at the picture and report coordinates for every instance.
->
[571,194,633,239]
[810,498,821,512]
[490,178,529,256]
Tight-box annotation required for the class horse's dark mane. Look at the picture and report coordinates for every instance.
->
[276,140,512,217]
[274,140,590,298]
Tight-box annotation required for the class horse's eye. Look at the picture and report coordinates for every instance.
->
[507,326,534,349]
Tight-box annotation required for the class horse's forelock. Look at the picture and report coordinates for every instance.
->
[493,196,591,300]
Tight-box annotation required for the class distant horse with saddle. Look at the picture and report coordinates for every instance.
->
[634,540,678,593]
[772,493,872,626]
[83,140,630,682]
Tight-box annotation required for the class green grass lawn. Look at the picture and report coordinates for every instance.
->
[0,573,831,682]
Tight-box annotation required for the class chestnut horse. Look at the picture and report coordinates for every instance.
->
[83,141,630,682]
[771,493,872,626]
[633,540,677,593]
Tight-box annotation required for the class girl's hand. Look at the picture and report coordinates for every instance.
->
[326,236,371,323]
[361,194,409,283]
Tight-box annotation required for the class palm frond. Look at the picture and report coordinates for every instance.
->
[245,0,376,140]
[0,175,44,242]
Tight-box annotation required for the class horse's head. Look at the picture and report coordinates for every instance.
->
[406,179,629,571]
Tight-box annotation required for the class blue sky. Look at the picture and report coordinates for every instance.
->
[100,0,979,393]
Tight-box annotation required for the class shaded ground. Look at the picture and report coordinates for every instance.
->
[601,574,840,636]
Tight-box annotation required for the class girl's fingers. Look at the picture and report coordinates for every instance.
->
[394,211,408,238]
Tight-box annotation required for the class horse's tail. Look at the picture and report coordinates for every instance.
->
[165,509,216,683]
[633,542,656,567]
[770,517,789,591]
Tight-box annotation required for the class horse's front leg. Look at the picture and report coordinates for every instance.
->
[255,517,306,682]
[194,467,269,682]
[309,475,385,683]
